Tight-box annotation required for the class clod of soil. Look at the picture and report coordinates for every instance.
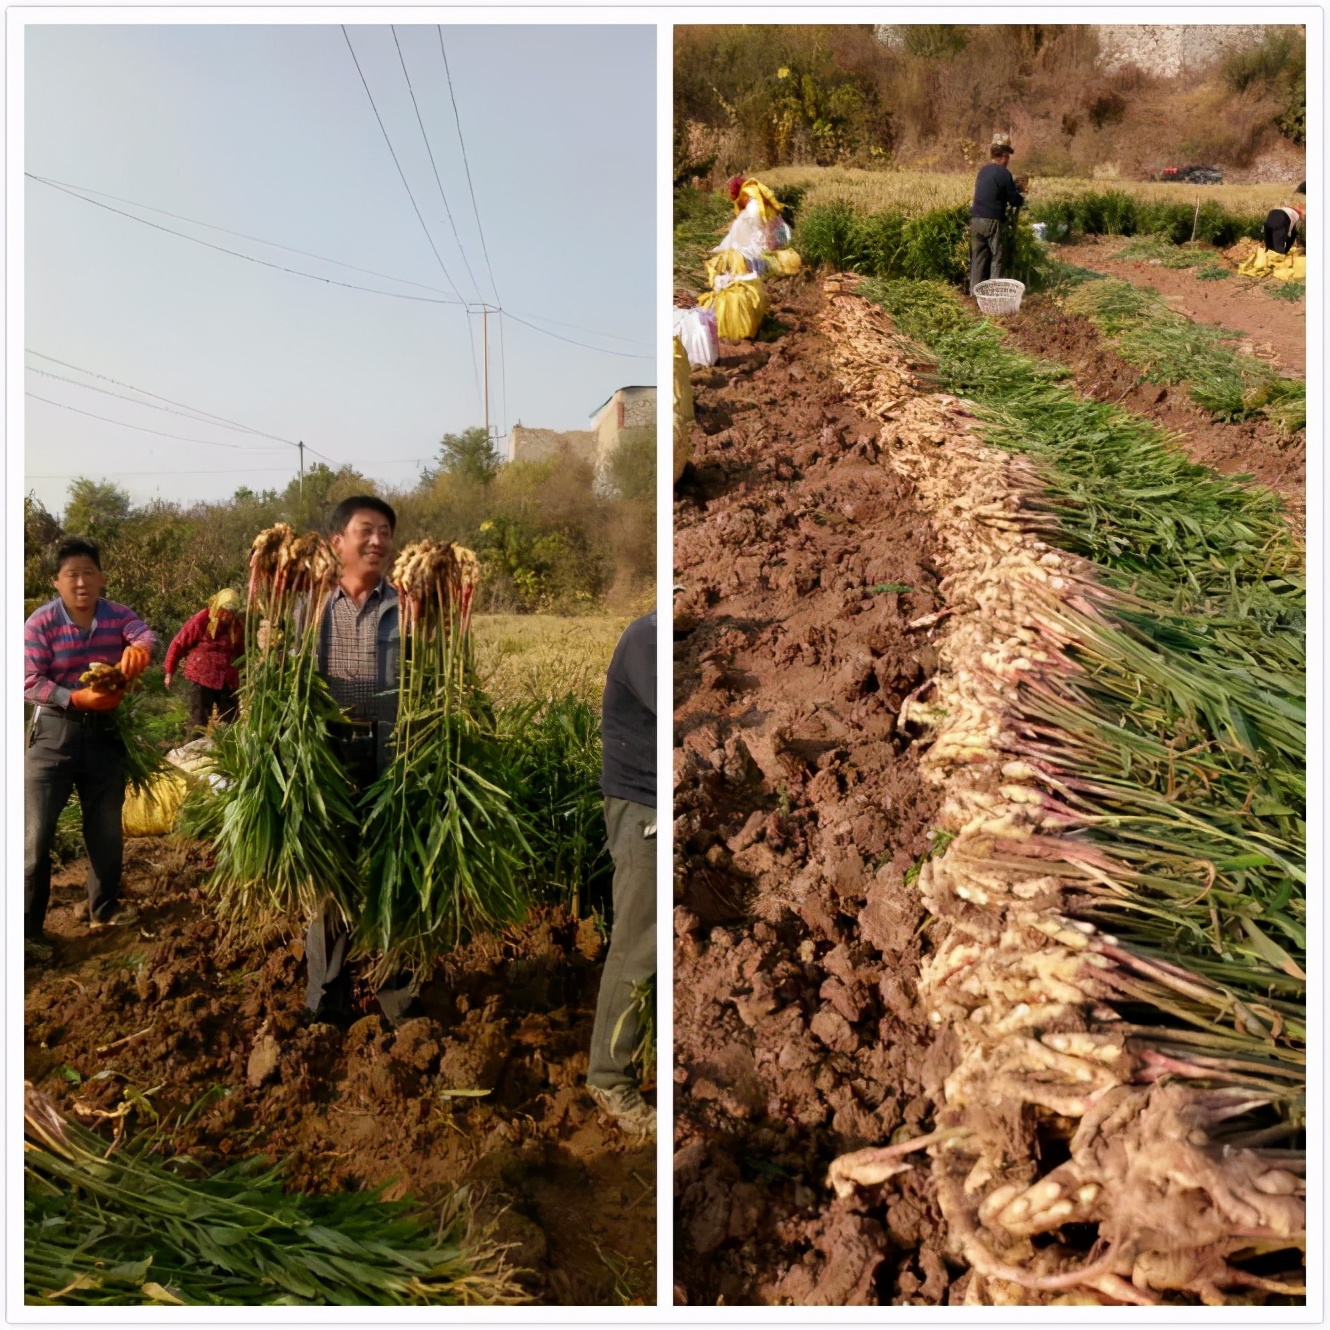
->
[24,840,655,1307]
[673,278,950,1305]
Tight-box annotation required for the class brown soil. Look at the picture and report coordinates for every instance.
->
[24,841,655,1306]
[999,292,1305,523]
[672,279,953,1305]
[1053,236,1306,377]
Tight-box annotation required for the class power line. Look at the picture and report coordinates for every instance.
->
[28,386,337,468]
[390,24,483,305]
[439,28,500,307]
[28,173,460,298]
[28,174,467,308]
[26,392,291,450]
[341,25,465,306]
[25,365,294,445]
[503,312,654,361]
[31,173,651,360]
[506,308,653,353]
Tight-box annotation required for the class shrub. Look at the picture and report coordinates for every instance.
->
[795,198,860,271]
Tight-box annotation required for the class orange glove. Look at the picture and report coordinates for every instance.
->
[119,644,151,681]
[70,687,124,712]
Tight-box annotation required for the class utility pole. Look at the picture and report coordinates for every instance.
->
[298,440,305,495]
[482,307,490,442]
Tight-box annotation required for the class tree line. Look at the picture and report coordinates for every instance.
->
[25,427,655,641]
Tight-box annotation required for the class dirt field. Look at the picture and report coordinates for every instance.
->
[996,292,1305,521]
[1052,236,1306,378]
[672,269,1304,1305]
[24,840,655,1306]
[673,280,954,1305]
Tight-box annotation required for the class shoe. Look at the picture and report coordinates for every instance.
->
[24,937,54,965]
[89,905,138,932]
[588,1084,656,1141]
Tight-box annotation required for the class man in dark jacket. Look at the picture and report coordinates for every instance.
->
[586,610,656,1139]
[970,133,1026,294]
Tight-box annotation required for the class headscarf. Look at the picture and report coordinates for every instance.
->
[207,588,241,637]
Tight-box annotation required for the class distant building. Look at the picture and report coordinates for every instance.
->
[590,385,656,493]
[510,423,596,465]
[508,385,657,495]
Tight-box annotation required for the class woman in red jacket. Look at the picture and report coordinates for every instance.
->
[164,589,245,734]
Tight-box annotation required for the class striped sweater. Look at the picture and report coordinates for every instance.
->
[23,597,157,708]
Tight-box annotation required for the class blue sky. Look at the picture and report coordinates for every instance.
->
[23,23,656,512]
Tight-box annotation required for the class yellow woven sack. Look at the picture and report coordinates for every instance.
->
[735,178,784,221]
[1272,253,1306,282]
[705,248,752,285]
[764,248,803,276]
[673,336,694,483]
[1237,247,1305,282]
[122,770,188,837]
[698,278,769,341]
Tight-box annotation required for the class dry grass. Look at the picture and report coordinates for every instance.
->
[762,165,1291,218]
[472,614,631,708]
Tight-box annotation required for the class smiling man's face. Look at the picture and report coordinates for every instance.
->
[331,508,395,582]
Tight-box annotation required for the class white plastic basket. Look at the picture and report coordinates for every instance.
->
[973,278,1025,316]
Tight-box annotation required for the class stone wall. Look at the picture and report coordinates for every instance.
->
[873,23,1280,78]
[509,424,595,465]
[1094,24,1277,77]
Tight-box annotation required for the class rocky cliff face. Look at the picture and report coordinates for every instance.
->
[873,23,1277,78]
[1094,24,1276,77]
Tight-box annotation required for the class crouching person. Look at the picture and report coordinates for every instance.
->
[586,611,657,1139]
[23,537,157,962]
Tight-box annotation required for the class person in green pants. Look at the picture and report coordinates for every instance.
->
[586,611,657,1139]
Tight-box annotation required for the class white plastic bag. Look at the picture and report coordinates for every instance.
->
[715,198,792,262]
[673,306,719,367]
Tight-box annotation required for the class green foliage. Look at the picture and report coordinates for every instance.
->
[32,436,646,642]
[795,200,1048,289]
[614,974,656,1085]
[429,427,501,488]
[51,800,84,866]
[674,25,895,170]
[206,587,362,933]
[1266,280,1305,303]
[902,25,967,59]
[673,187,734,293]
[1224,28,1305,146]
[606,430,656,504]
[359,575,529,979]
[25,1092,522,1306]
[861,278,1304,1034]
[1026,191,1263,246]
[63,478,132,545]
[498,695,611,912]
[1066,277,1305,434]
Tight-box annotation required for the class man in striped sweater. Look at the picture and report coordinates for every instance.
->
[24,536,157,961]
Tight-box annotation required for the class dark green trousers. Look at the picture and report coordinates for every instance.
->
[587,797,657,1091]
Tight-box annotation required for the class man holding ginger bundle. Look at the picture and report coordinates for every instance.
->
[23,536,157,961]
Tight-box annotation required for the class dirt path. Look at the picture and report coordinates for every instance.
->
[1051,236,1305,377]
[24,842,655,1306]
[998,292,1305,522]
[673,280,952,1306]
